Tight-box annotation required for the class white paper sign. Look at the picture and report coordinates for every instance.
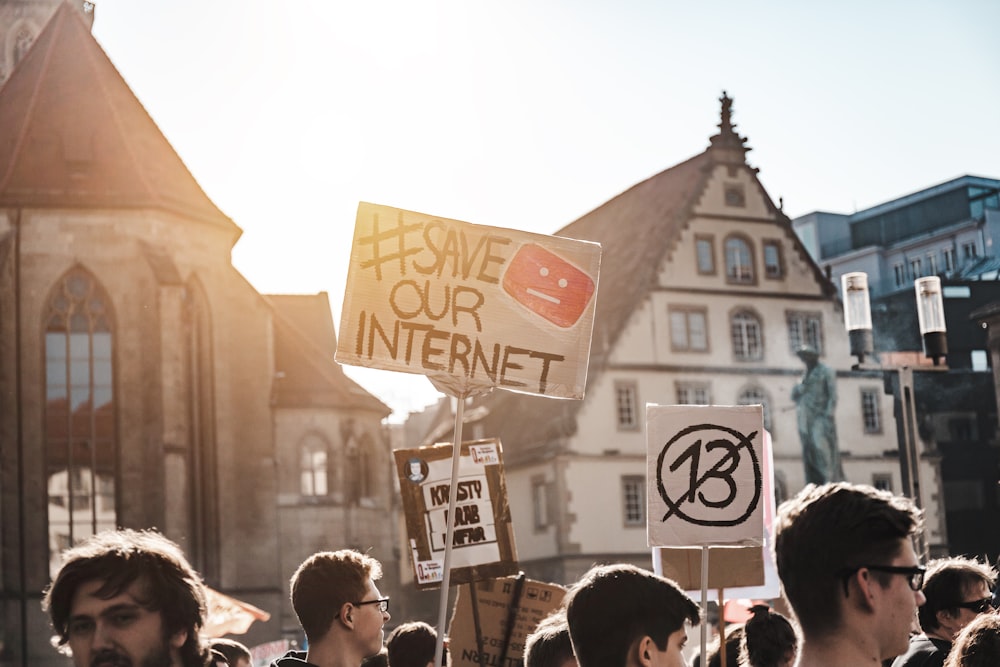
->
[646,404,765,547]
[336,203,602,399]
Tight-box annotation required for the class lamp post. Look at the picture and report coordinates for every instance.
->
[841,272,948,559]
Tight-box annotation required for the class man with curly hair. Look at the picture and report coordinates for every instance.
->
[42,528,214,667]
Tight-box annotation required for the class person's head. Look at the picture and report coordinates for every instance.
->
[795,345,820,368]
[524,609,576,667]
[942,612,1000,667]
[42,528,209,667]
[773,482,924,656]
[386,621,444,667]
[289,549,388,654]
[565,563,700,667]
[740,605,798,667]
[211,638,252,667]
[692,624,742,667]
[363,648,390,667]
[918,556,998,641]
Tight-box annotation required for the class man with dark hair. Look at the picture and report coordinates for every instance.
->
[892,556,997,667]
[565,563,700,667]
[42,528,214,667]
[212,638,253,667]
[386,621,445,667]
[524,609,576,667]
[774,482,926,667]
[271,550,390,667]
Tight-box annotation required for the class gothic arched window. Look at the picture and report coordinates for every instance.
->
[44,268,116,578]
[724,235,755,284]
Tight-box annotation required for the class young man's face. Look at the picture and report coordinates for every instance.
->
[880,541,926,660]
[355,578,391,658]
[66,577,186,667]
[941,579,994,639]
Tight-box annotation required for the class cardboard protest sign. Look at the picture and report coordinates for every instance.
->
[654,546,765,590]
[449,575,566,667]
[646,404,765,547]
[336,202,602,399]
[395,439,518,589]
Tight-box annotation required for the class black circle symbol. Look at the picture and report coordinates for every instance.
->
[655,423,761,527]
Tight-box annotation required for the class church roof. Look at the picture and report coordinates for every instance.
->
[268,293,390,415]
[0,2,239,235]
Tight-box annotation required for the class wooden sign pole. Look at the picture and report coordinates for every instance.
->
[433,395,466,667]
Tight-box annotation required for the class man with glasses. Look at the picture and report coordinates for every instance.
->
[271,550,391,667]
[774,482,925,667]
[891,556,997,667]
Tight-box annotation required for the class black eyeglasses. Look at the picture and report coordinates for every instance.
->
[839,564,926,593]
[353,596,389,613]
[954,597,997,614]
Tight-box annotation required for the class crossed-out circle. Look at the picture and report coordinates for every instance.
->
[655,423,761,527]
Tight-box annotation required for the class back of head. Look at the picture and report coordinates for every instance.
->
[42,528,208,665]
[211,638,252,666]
[918,556,998,633]
[740,605,797,667]
[565,563,700,667]
[942,613,1000,667]
[386,621,440,667]
[290,549,382,643]
[693,625,743,667]
[364,648,390,667]
[773,482,921,637]
[524,609,575,667]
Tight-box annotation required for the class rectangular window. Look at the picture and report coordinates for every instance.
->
[669,307,708,352]
[695,235,716,274]
[962,242,978,260]
[763,240,783,279]
[861,388,881,434]
[622,476,645,527]
[926,253,937,275]
[615,381,639,431]
[872,473,892,492]
[677,382,711,405]
[787,311,823,354]
[532,477,549,530]
[894,263,906,287]
[909,257,922,279]
[943,247,956,272]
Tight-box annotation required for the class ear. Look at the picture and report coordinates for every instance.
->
[850,568,879,613]
[168,628,188,650]
[936,608,960,633]
[339,602,355,629]
[634,636,657,667]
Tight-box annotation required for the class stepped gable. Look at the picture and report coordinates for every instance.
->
[0,2,238,235]
[269,293,390,414]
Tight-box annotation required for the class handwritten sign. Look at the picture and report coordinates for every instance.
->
[395,440,518,589]
[449,575,566,667]
[336,203,602,398]
[646,404,764,547]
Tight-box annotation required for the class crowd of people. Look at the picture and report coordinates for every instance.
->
[42,482,998,667]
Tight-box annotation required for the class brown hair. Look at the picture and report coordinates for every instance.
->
[918,556,997,633]
[290,550,382,643]
[943,613,1000,667]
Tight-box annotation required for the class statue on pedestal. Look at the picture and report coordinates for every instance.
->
[791,345,845,484]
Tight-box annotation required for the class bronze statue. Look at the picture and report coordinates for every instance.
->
[791,345,845,484]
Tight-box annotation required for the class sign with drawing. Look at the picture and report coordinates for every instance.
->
[336,203,602,399]
[646,404,765,547]
[394,439,518,589]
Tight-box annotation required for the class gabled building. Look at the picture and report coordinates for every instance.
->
[417,94,945,585]
[0,5,395,664]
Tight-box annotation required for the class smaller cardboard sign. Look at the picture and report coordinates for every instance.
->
[448,575,566,667]
[646,404,765,547]
[395,440,518,589]
[654,546,765,590]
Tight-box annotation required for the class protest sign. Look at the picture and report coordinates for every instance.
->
[654,546,764,590]
[336,202,601,399]
[395,439,518,589]
[646,404,765,547]
[449,574,566,667]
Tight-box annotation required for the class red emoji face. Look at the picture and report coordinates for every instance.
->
[502,244,596,328]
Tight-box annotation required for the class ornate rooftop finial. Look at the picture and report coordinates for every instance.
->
[719,90,733,134]
[709,90,750,165]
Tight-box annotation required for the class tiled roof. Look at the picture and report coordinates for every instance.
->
[0,2,238,234]
[268,293,390,415]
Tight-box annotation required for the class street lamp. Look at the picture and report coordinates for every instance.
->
[841,272,949,558]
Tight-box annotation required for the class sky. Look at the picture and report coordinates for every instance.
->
[87,0,1000,421]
